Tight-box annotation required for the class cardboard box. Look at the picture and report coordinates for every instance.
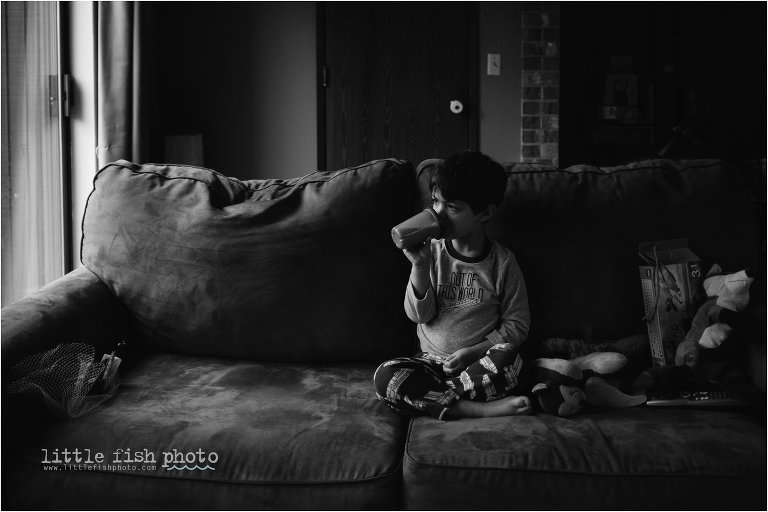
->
[639,239,704,367]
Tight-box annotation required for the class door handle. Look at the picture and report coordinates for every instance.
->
[449,100,464,114]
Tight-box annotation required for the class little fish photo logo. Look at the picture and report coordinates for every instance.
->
[40,447,218,472]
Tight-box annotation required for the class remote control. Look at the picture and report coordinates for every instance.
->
[646,390,746,407]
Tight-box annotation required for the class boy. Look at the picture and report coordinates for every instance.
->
[374,150,532,420]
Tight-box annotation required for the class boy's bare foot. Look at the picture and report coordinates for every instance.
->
[446,395,533,418]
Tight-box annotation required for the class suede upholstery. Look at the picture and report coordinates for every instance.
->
[0,266,130,383]
[2,158,765,510]
[417,158,761,341]
[404,410,765,510]
[6,354,405,510]
[81,159,415,363]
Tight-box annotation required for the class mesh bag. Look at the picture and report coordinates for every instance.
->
[8,342,121,418]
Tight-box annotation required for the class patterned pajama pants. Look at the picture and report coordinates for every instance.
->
[373,344,531,421]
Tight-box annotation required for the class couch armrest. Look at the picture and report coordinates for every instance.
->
[1,266,131,386]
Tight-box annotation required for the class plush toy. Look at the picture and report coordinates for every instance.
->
[633,265,755,395]
[675,266,754,367]
[532,352,646,417]
[531,358,584,417]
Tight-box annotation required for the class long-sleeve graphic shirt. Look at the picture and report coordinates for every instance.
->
[405,238,530,358]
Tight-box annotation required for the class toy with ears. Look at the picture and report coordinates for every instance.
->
[632,265,756,395]
[532,352,646,417]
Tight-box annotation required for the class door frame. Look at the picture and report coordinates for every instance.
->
[316,3,479,171]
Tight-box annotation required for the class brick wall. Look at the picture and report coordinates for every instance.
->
[521,2,560,166]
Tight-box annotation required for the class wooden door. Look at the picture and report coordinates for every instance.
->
[320,3,478,171]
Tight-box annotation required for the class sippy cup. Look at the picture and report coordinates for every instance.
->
[391,207,444,250]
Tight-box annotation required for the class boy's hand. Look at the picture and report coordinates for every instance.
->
[442,347,477,376]
[402,237,433,268]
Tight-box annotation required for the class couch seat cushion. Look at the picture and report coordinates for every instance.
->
[5,353,407,510]
[404,409,766,510]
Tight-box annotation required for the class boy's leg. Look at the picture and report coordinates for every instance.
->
[373,355,461,420]
[445,343,532,401]
[442,345,534,417]
[444,394,532,418]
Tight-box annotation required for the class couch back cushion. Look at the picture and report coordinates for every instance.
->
[82,159,416,363]
[416,158,760,342]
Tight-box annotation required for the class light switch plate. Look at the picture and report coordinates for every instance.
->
[487,53,501,76]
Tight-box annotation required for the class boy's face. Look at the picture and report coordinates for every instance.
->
[431,188,493,240]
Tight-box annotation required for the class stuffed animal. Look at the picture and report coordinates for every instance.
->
[675,266,754,367]
[531,358,584,417]
[633,265,755,395]
[532,352,646,417]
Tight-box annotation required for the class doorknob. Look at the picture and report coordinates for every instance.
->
[449,100,464,114]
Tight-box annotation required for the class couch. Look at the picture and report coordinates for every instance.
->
[2,157,765,510]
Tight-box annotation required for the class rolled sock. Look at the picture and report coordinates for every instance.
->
[699,323,732,349]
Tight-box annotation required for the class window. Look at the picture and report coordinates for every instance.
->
[1,1,69,306]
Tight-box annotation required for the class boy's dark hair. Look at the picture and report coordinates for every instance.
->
[430,150,507,213]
